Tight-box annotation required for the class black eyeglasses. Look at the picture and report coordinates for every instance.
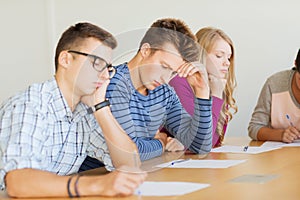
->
[68,50,115,78]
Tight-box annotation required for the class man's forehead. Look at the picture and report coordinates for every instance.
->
[88,42,113,61]
[160,43,181,58]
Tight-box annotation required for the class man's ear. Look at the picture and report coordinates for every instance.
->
[58,50,72,69]
[140,43,151,58]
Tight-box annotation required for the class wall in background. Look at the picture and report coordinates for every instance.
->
[1,0,300,137]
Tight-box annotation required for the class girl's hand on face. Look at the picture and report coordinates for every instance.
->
[177,62,210,99]
[209,74,227,99]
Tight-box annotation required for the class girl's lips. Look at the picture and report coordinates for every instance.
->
[95,82,104,87]
[220,69,228,74]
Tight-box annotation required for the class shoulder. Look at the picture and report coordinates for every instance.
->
[107,63,134,97]
[0,79,59,115]
[267,69,293,82]
[264,69,293,92]
[108,64,131,87]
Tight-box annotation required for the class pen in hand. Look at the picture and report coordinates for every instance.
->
[286,114,294,127]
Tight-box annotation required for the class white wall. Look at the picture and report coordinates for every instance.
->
[1,0,300,137]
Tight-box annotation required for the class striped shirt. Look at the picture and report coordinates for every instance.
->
[106,63,212,161]
[0,78,112,189]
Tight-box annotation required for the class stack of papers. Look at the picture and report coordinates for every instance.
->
[211,145,281,154]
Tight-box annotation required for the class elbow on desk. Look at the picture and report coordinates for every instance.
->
[188,144,212,155]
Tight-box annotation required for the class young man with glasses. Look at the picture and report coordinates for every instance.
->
[0,22,146,198]
[82,18,213,166]
[249,49,300,143]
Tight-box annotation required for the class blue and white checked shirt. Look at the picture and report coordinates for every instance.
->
[0,78,112,189]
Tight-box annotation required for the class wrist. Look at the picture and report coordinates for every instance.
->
[211,92,223,99]
[87,99,110,114]
[157,138,166,152]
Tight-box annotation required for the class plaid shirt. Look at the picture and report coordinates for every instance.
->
[0,78,112,189]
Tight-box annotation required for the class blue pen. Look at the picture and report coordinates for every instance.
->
[286,114,294,126]
[171,158,191,166]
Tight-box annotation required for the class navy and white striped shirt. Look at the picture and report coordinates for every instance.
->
[0,78,112,189]
[106,63,212,161]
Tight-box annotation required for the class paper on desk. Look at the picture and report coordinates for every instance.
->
[135,181,210,196]
[211,145,281,154]
[155,159,246,168]
[261,141,300,148]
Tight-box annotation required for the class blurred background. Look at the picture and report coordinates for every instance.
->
[1,0,299,137]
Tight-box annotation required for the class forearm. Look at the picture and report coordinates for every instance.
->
[257,127,284,141]
[6,169,69,198]
[94,107,140,168]
[5,168,138,198]
[194,87,210,99]
[175,98,212,154]
[188,98,212,153]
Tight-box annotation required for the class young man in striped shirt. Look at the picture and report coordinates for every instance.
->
[105,18,212,161]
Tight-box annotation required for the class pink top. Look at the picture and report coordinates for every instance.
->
[169,76,227,147]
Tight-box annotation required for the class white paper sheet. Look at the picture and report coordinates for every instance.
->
[155,159,246,168]
[211,145,281,154]
[135,181,210,196]
[261,141,300,148]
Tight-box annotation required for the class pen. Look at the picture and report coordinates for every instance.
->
[286,114,294,127]
[243,146,248,152]
[171,158,191,165]
[137,190,142,198]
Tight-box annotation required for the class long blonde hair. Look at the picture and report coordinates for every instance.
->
[195,27,238,142]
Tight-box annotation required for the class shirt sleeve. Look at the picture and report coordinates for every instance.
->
[170,76,223,148]
[106,79,163,161]
[0,102,47,189]
[248,79,272,140]
[164,92,213,154]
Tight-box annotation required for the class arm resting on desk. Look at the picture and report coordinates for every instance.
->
[5,168,146,198]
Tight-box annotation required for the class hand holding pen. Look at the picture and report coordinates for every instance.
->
[282,114,300,143]
[286,114,294,127]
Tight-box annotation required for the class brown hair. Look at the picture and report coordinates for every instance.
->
[195,27,238,143]
[139,18,200,62]
[54,22,117,71]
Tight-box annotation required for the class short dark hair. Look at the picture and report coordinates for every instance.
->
[139,18,200,63]
[296,49,300,71]
[54,22,117,71]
